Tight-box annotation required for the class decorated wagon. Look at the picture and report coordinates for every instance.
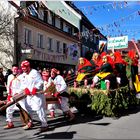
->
[68,85,140,117]
[67,46,140,117]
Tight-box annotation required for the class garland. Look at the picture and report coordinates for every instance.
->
[68,85,139,117]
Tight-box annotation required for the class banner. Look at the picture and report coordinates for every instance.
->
[68,44,79,60]
[42,1,81,29]
[107,36,128,50]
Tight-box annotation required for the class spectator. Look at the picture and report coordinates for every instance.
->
[4,64,26,129]
[4,69,12,85]
[0,67,6,100]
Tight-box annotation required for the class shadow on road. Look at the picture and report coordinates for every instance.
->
[36,131,77,139]
[114,105,140,118]
[47,113,103,128]
[88,122,111,126]
[32,113,103,138]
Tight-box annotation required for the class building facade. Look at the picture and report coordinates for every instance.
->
[14,1,82,72]
[13,1,106,72]
[66,2,107,60]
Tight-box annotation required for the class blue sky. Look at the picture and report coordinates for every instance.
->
[74,1,140,41]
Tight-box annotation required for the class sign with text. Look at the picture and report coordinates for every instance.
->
[107,36,128,50]
[21,49,32,54]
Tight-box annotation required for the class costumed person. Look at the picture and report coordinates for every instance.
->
[113,51,128,87]
[130,40,140,97]
[4,64,27,129]
[109,52,115,60]
[91,53,117,90]
[42,69,50,87]
[90,52,102,72]
[19,60,48,132]
[42,69,55,118]
[90,52,99,68]
[46,68,75,121]
[126,50,140,93]
[76,57,94,87]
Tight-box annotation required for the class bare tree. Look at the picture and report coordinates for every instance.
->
[0,1,16,70]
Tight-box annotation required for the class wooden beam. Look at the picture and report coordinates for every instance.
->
[8,1,20,10]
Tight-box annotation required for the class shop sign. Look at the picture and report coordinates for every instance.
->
[21,49,32,54]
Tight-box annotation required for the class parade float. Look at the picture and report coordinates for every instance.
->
[68,85,139,117]
[1,40,140,118]
[67,40,140,117]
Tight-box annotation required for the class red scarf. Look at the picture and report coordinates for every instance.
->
[78,58,92,71]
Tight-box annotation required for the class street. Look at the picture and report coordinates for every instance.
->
[0,1,140,139]
[1,106,140,139]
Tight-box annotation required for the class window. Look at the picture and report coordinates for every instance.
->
[55,17,61,29]
[47,37,53,52]
[24,28,32,45]
[47,11,53,25]
[82,25,88,32]
[82,45,88,57]
[37,33,44,49]
[38,9,44,20]
[63,22,71,34]
[44,11,48,23]
[68,26,72,34]
[71,27,75,36]
[94,35,97,44]
[63,43,67,54]
[56,41,61,53]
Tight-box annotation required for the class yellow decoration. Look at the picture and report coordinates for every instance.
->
[134,75,140,92]
[76,73,89,82]
[96,72,111,79]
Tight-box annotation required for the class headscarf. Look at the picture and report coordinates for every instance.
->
[78,58,92,71]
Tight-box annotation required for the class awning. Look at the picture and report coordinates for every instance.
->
[42,1,81,29]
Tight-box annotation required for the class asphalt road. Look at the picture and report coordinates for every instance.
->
[1,107,140,139]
